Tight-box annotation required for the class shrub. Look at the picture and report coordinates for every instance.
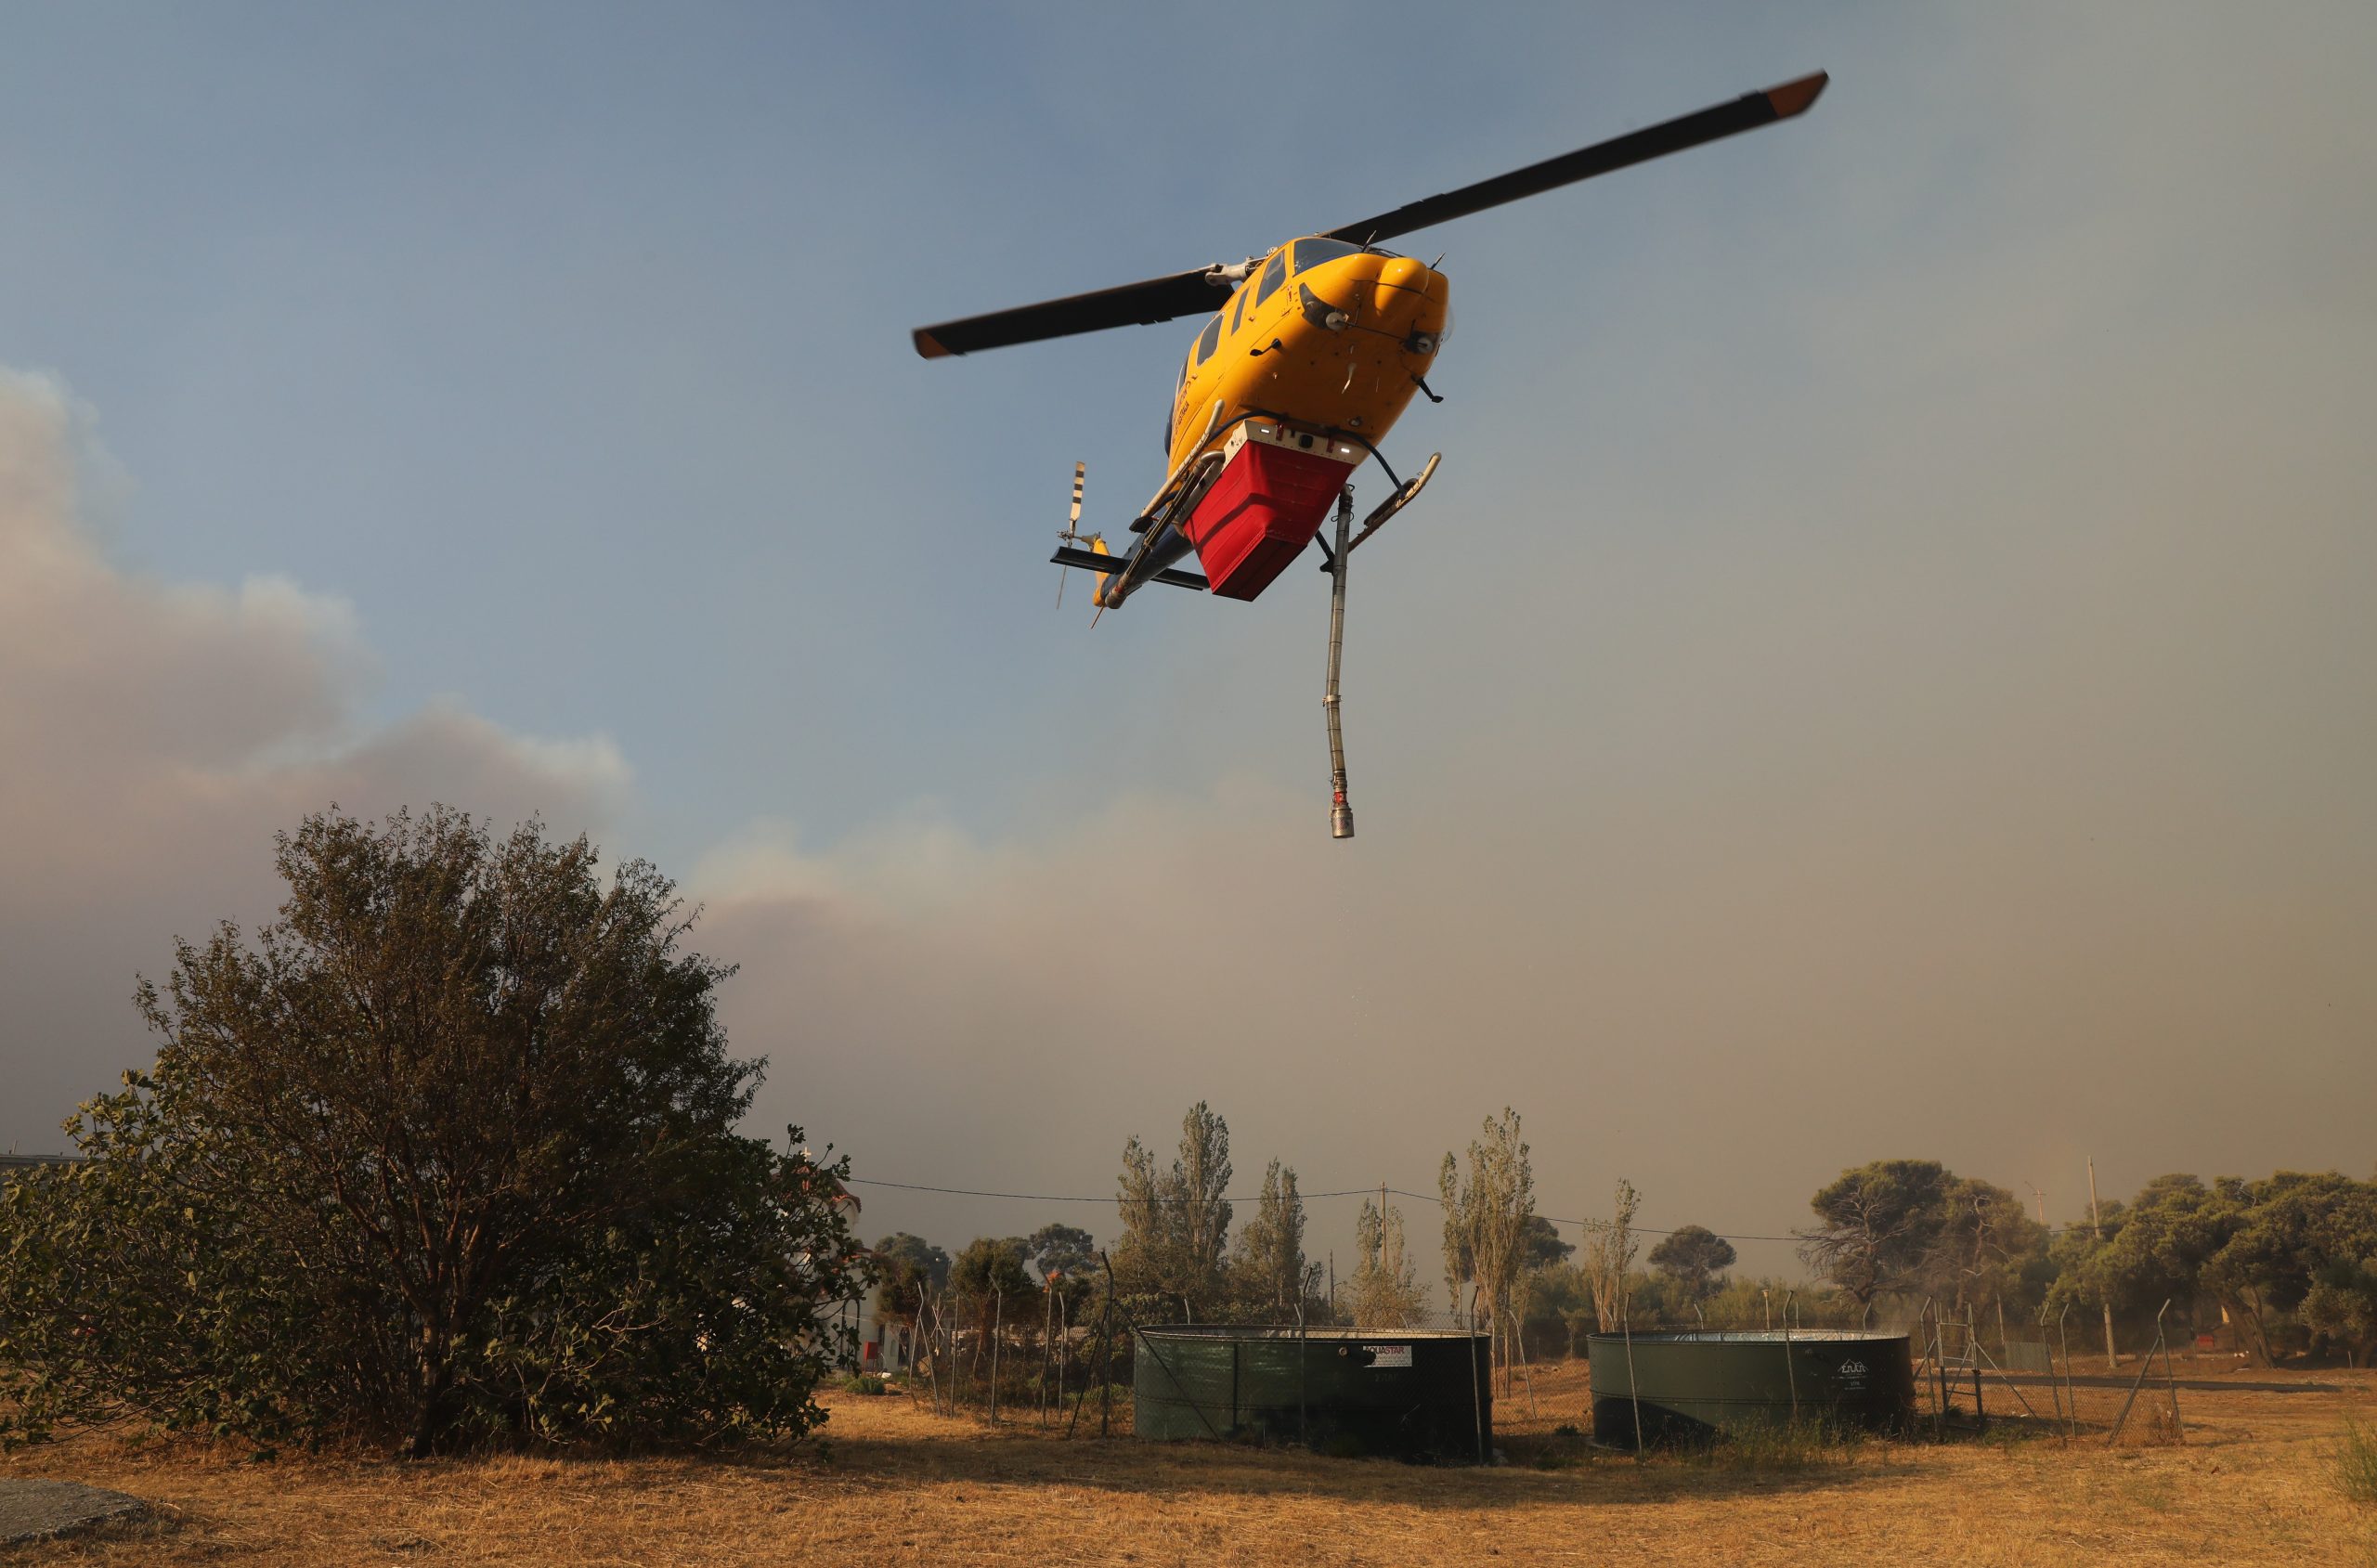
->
[0,808,870,1457]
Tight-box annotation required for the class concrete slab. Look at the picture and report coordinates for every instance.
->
[0,1479,149,1545]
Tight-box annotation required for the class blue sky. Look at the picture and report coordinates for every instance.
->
[5,4,2373,1276]
[3,2,1859,853]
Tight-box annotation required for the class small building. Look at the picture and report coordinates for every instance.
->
[827,1294,914,1376]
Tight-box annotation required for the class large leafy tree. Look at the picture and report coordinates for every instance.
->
[2046,1170,2377,1365]
[1798,1160,1952,1313]
[2205,1172,2377,1364]
[2301,1256,2377,1367]
[1921,1176,2051,1317]
[1517,1215,1576,1271]
[1648,1225,1737,1304]
[875,1233,953,1321]
[2047,1174,2237,1342]
[0,806,868,1456]
[1025,1224,1097,1286]
[950,1236,1036,1302]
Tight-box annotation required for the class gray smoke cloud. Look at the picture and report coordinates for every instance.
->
[6,10,2375,1284]
[0,369,630,1150]
[690,18,2377,1271]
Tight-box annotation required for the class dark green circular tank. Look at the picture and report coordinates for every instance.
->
[1133,1326,1491,1461]
[1586,1330,1916,1444]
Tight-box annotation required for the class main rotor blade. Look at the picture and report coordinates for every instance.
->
[1322,72,1826,246]
[913,266,1229,359]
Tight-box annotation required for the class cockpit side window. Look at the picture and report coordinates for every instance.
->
[1253,250,1286,307]
[1292,238,1363,273]
[1196,313,1222,365]
[1229,284,1247,335]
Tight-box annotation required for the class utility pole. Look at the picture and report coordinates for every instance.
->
[2089,1158,2116,1368]
[2026,1183,2047,1225]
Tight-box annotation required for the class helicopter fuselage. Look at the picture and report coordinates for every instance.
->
[1167,238,1449,473]
[1075,239,1452,603]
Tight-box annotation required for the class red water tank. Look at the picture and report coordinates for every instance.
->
[1183,437,1354,601]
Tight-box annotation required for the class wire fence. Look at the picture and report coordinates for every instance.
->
[858,1284,2200,1454]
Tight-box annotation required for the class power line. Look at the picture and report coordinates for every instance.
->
[850,1174,2098,1245]
[843,1175,1814,1243]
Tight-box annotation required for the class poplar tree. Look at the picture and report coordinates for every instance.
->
[1582,1179,1642,1331]
[1439,1108,1534,1367]
[1115,1101,1234,1315]
[1349,1197,1425,1327]
[1232,1160,1314,1315]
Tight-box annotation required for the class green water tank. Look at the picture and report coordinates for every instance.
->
[1587,1329,1917,1444]
[1133,1325,1491,1461]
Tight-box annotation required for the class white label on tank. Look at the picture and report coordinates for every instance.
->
[1368,1344,1413,1368]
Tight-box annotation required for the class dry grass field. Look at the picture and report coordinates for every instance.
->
[6,1365,2372,1566]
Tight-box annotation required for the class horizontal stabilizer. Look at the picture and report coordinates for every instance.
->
[1050,546,1207,592]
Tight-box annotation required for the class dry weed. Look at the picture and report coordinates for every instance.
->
[1,1366,2369,1565]
[2338,1416,2377,1507]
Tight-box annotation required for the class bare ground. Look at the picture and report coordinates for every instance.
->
[4,1365,2371,1566]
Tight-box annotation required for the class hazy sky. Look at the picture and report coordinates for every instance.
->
[4,4,2371,1278]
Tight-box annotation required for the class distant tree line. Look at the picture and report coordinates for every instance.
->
[877,1110,2377,1388]
[1794,1159,2377,1367]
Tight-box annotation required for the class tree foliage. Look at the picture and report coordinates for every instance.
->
[1348,1197,1426,1328]
[2204,1172,2377,1365]
[950,1237,1035,1303]
[1580,1180,1642,1332]
[875,1233,954,1321]
[1231,1160,1317,1315]
[1439,1108,1535,1359]
[1024,1224,1097,1286]
[1920,1175,2051,1315]
[1647,1225,1737,1303]
[0,807,869,1456]
[1516,1215,1575,1271]
[1114,1102,1234,1315]
[1797,1159,1953,1313]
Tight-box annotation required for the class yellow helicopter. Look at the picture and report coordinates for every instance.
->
[913,71,1827,835]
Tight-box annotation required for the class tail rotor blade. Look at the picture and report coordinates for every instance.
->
[1055,460,1088,611]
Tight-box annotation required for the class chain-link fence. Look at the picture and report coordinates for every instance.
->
[867,1284,2195,1453]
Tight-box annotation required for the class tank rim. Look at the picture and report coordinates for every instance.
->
[1583,1329,1911,1345]
[1137,1324,1486,1341]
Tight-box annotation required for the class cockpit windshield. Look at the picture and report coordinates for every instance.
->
[1291,238,1366,273]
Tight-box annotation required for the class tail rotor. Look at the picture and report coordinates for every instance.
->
[1053,460,1107,613]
